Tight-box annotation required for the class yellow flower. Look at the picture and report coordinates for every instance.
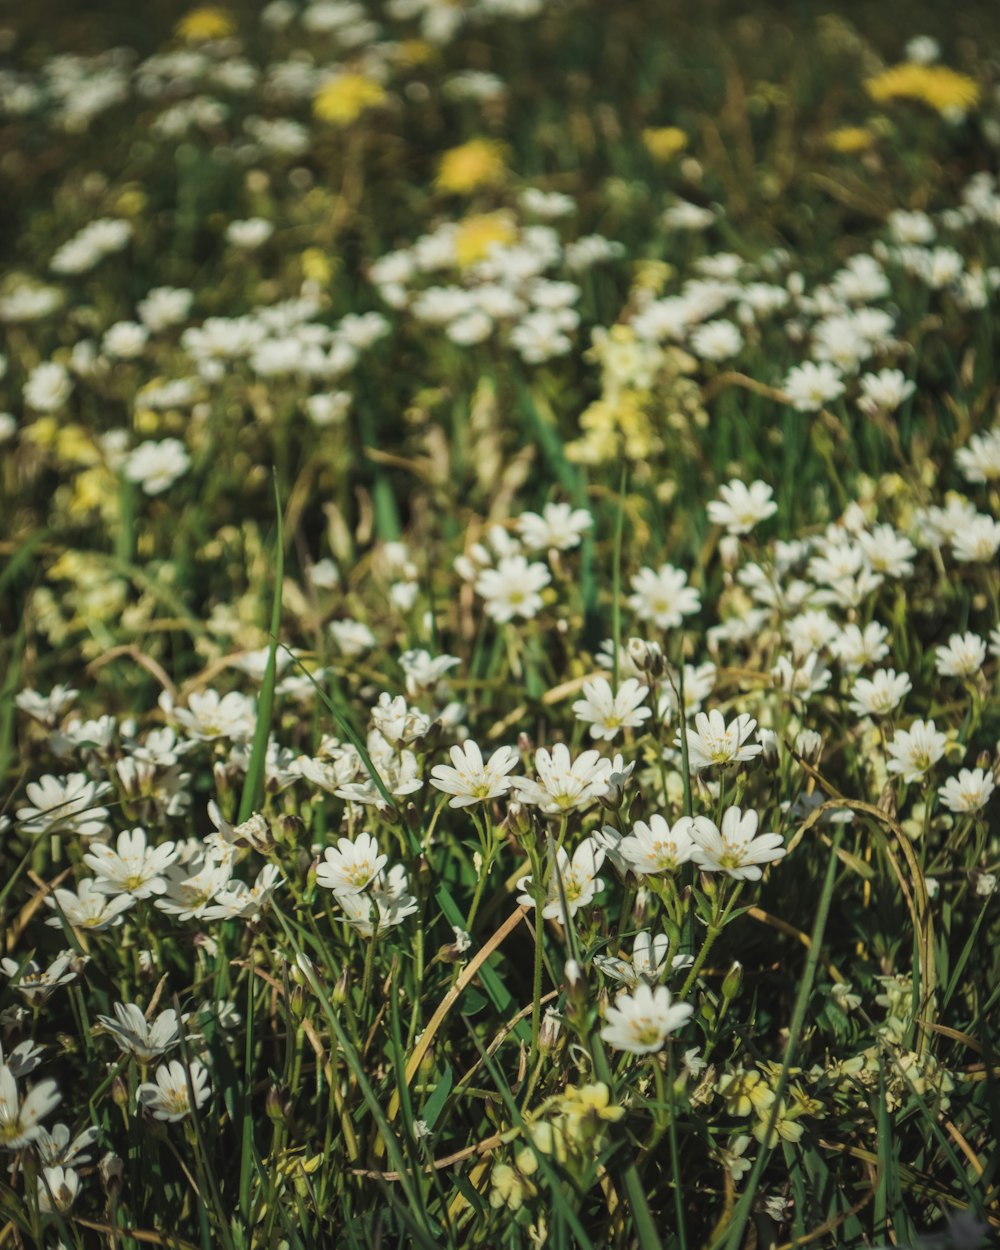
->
[825,126,875,154]
[301,248,333,285]
[864,63,980,116]
[396,39,435,67]
[175,7,235,41]
[562,1083,625,1126]
[642,126,688,163]
[453,212,517,267]
[70,467,119,521]
[313,75,387,126]
[436,139,507,195]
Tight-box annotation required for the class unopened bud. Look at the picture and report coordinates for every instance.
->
[722,961,743,1003]
[99,1151,124,1195]
[539,1007,563,1053]
[111,1076,129,1110]
[628,637,666,678]
[266,1084,293,1123]
[718,535,741,570]
[275,813,304,846]
[332,968,349,1007]
[504,801,533,841]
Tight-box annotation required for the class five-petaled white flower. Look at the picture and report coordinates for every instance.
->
[886,719,947,784]
[509,744,612,814]
[689,807,786,880]
[707,480,778,536]
[680,710,763,771]
[600,983,693,1054]
[0,1063,61,1149]
[430,741,519,807]
[619,814,698,876]
[315,833,387,895]
[516,838,605,924]
[572,677,651,741]
[137,1060,211,1122]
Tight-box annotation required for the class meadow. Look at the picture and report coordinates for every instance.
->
[1,2,999,1247]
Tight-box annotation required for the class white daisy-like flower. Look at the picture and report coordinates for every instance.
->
[689,807,786,881]
[517,502,592,552]
[572,677,651,741]
[429,740,519,807]
[679,710,763,771]
[937,768,995,814]
[315,833,387,895]
[96,1003,185,1063]
[628,564,701,630]
[37,1164,80,1214]
[782,361,844,412]
[0,1064,61,1150]
[886,719,947,784]
[509,743,612,814]
[600,983,693,1055]
[594,931,690,987]
[707,480,778,536]
[847,669,912,719]
[475,555,551,623]
[333,864,419,937]
[136,1060,211,1122]
[16,773,111,838]
[83,827,180,898]
[618,814,698,876]
[44,879,135,932]
[516,838,605,924]
[934,632,987,679]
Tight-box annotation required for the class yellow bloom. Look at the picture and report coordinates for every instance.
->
[436,139,507,195]
[175,7,234,41]
[825,126,875,154]
[642,126,688,162]
[313,75,387,126]
[70,467,119,521]
[301,248,333,285]
[453,212,517,267]
[864,63,980,116]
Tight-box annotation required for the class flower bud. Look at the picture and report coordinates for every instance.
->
[722,961,744,1003]
[99,1151,124,1195]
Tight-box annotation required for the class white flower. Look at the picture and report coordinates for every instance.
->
[572,678,651,741]
[329,620,376,656]
[886,720,947,784]
[103,320,149,359]
[155,855,232,920]
[707,480,777,535]
[226,217,274,248]
[935,632,987,678]
[619,814,698,875]
[44,879,135,931]
[137,1060,211,1122]
[0,953,80,1000]
[600,983,693,1055]
[628,564,700,630]
[595,932,687,987]
[509,743,612,814]
[429,740,519,807]
[24,361,73,412]
[680,710,763,771]
[83,827,179,898]
[937,768,995,814]
[689,807,786,880]
[315,833,387,894]
[689,319,743,361]
[17,773,110,838]
[516,838,605,923]
[164,689,256,742]
[96,1003,184,1063]
[772,653,831,698]
[951,516,1000,563]
[475,555,551,623]
[37,1164,79,1214]
[517,502,592,552]
[782,361,844,412]
[0,1064,61,1149]
[124,438,191,495]
[333,864,419,937]
[955,429,1000,484]
[830,622,890,671]
[857,369,915,416]
[847,669,912,718]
